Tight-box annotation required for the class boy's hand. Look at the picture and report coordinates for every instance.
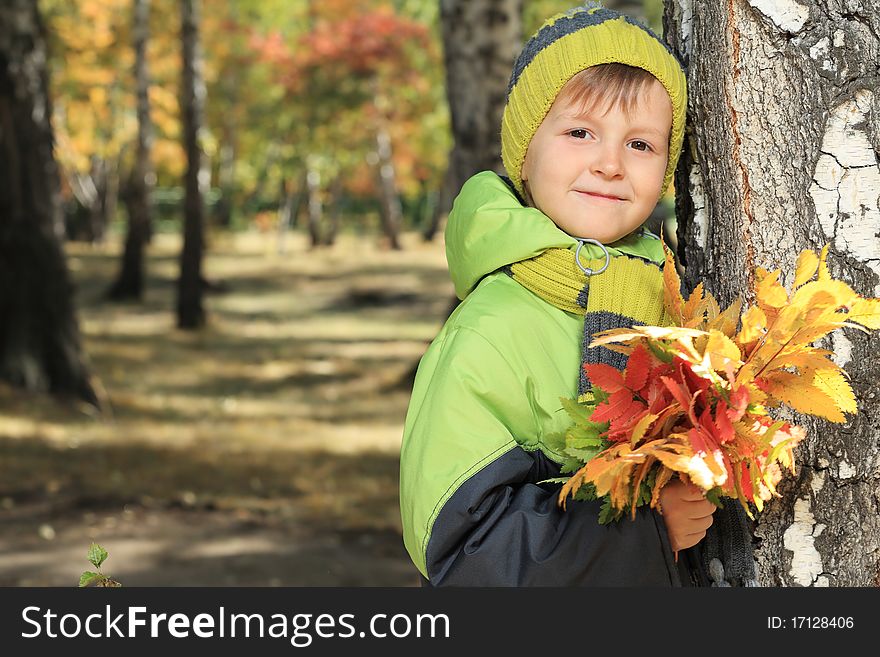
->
[658,478,716,553]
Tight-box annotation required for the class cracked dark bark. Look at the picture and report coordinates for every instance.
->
[665,0,880,586]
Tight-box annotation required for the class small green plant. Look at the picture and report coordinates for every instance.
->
[79,543,122,587]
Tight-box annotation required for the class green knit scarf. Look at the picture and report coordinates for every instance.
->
[506,245,760,587]
[507,246,671,403]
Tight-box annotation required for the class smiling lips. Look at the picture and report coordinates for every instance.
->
[575,189,625,202]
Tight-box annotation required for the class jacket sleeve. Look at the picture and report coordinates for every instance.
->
[399,324,682,586]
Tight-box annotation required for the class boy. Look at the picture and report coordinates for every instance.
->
[399,3,757,586]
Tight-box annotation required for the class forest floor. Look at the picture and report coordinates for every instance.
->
[0,228,454,586]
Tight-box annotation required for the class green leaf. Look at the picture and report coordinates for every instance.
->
[537,477,571,485]
[559,456,585,475]
[79,571,102,588]
[559,397,596,425]
[572,482,599,502]
[562,445,602,463]
[565,423,605,448]
[592,387,610,405]
[543,430,566,453]
[647,340,674,363]
[87,543,108,569]
[706,487,726,509]
[598,497,623,524]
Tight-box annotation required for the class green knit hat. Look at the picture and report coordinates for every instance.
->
[501,2,687,200]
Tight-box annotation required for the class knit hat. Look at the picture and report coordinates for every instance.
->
[501,2,687,200]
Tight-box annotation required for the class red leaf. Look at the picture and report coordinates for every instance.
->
[740,462,754,502]
[715,400,735,444]
[607,400,648,442]
[728,385,750,422]
[678,359,711,396]
[660,376,693,417]
[624,344,651,392]
[688,427,708,453]
[583,363,626,393]
[590,388,636,423]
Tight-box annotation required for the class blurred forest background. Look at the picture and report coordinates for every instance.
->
[0,0,665,586]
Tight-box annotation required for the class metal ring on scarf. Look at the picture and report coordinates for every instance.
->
[575,238,610,276]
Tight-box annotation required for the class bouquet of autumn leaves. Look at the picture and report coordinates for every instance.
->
[555,243,880,523]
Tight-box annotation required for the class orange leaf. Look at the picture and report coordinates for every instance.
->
[681,282,706,326]
[662,242,685,324]
[651,466,675,508]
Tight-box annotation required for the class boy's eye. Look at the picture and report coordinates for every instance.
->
[568,129,590,139]
[630,140,653,152]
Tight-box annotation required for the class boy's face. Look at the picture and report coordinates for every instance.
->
[521,77,672,243]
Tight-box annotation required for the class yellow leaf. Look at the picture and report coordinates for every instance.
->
[794,249,820,288]
[847,297,880,330]
[735,305,767,346]
[791,279,857,313]
[630,413,659,446]
[811,368,857,415]
[766,348,835,373]
[756,268,789,308]
[705,330,743,371]
[787,321,848,349]
[707,296,742,338]
[818,243,831,281]
[763,371,847,422]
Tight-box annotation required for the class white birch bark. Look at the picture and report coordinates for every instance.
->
[665,0,880,586]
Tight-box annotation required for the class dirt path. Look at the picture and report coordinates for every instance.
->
[0,230,450,587]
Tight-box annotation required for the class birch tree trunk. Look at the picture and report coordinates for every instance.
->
[109,0,154,300]
[423,0,523,241]
[177,0,207,329]
[665,0,880,586]
[0,0,99,407]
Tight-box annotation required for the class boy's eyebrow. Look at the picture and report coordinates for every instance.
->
[556,110,668,138]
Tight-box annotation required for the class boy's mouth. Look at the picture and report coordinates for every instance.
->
[574,189,625,202]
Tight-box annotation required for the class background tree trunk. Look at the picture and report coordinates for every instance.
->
[0,0,99,407]
[423,0,523,241]
[665,0,880,586]
[108,0,154,301]
[305,162,323,249]
[177,0,206,329]
[374,125,403,250]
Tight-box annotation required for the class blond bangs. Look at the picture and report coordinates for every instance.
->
[556,63,658,118]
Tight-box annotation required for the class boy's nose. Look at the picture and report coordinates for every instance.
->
[590,144,624,178]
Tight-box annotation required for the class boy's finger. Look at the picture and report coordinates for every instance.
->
[678,487,707,501]
[685,503,716,519]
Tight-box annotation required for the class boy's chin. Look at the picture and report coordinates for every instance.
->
[561,226,634,244]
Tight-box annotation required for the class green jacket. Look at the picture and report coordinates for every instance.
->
[399,171,695,586]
